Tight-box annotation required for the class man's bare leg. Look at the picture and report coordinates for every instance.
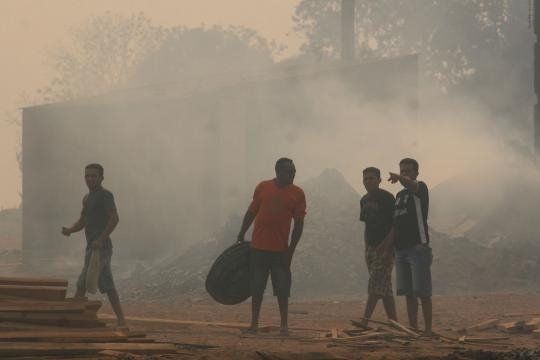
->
[420,296,432,335]
[277,295,289,335]
[359,294,379,327]
[382,295,397,321]
[406,296,419,329]
[247,293,263,333]
[106,288,125,327]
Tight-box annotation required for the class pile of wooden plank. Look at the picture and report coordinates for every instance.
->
[313,318,512,350]
[464,315,540,336]
[0,276,178,357]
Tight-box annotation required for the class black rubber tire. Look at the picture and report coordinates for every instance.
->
[205,242,251,305]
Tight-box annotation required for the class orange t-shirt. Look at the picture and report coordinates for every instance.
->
[248,179,307,252]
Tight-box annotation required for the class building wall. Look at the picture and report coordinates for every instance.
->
[22,55,418,262]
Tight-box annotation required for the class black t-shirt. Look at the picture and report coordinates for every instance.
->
[393,181,429,250]
[81,187,116,249]
[360,188,395,247]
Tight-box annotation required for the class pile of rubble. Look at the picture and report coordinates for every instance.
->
[119,169,540,301]
[120,168,364,301]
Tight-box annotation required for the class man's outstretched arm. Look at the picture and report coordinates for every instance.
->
[62,217,85,236]
[388,173,419,193]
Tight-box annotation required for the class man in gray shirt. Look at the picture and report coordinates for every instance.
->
[62,163,125,326]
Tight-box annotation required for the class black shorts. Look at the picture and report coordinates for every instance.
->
[250,248,291,298]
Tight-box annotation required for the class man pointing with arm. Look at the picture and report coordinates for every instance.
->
[387,158,432,335]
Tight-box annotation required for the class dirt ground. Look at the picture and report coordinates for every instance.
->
[92,292,540,360]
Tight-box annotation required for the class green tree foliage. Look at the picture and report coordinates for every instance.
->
[39,12,165,102]
[293,0,531,93]
[38,13,280,102]
[133,25,281,87]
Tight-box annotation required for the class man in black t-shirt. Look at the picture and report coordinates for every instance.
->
[357,167,397,327]
[61,163,126,326]
[387,158,432,335]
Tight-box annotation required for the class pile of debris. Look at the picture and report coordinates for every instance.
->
[0,276,179,357]
[318,318,513,351]
[119,168,540,301]
[121,168,365,301]
[462,316,540,337]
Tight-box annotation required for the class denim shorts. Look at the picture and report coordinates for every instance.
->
[395,244,432,298]
[250,248,291,298]
[77,247,116,294]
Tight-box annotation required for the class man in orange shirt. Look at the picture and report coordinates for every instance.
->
[237,158,306,336]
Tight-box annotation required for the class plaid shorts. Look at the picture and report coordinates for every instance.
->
[365,245,394,297]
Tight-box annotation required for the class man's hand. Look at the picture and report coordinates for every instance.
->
[388,172,400,184]
[61,227,71,236]
[90,239,104,250]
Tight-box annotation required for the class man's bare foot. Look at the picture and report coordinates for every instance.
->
[241,326,258,334]
[351,319,370,329]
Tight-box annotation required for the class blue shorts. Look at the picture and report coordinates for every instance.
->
[395,244,432,298]
[77,247,116,294]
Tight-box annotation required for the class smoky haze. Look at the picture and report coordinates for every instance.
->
[20,3,538,280]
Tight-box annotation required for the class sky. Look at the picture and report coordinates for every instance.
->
[0,0,303,209]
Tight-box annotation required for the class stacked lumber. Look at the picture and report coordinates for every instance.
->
[0,276,179,357]
[312,318,511,350]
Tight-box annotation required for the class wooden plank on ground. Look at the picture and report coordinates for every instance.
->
[0,342,177,356]
[388,319,421,337]
[0,312,97,322]
[523,318,540,332]
[0,313,106,328]
[0,285,66,301]
[0,277,68,287]
[0,303,86,313]
[0,299,101,311]
[0,329,129,342]
[467,319,499,332]
[332,331,389,342]
[62,299,102,312]
[99,314,327,332]
[496,321,524,333]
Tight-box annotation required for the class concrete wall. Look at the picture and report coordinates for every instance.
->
[22,55,418,262]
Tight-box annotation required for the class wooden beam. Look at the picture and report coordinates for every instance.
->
[0,342,178,356]
[0,285,66,301]
[388,319,421,337]
[466,318,499,332]
[0,277,68,287]
[99,314,327,332]
[0,329,129,342]
[0,303,86,313]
